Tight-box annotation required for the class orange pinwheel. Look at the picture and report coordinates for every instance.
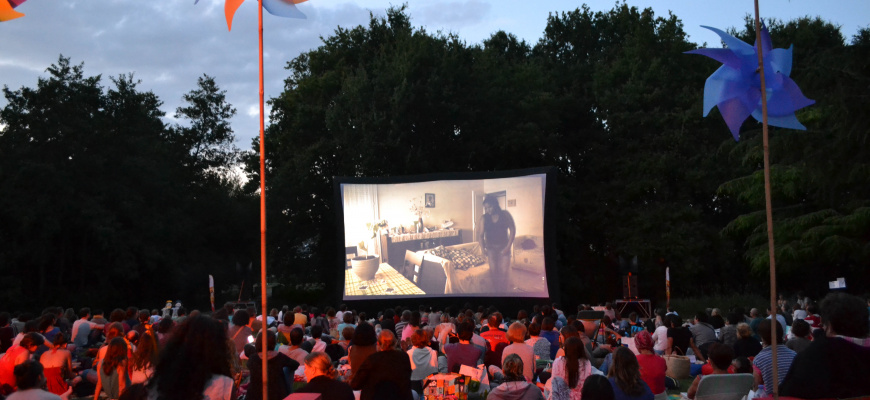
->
[196,0,307,31]
[0,0,27,22]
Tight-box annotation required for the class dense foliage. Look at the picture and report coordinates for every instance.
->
[0,59,257,310]
[252,5,870,303]
[2,4,867,311]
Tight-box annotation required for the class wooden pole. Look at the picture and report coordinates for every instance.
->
[754,1,778,398]
[258,0,268,398]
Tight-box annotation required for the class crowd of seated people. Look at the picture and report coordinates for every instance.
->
[0,292,868,399]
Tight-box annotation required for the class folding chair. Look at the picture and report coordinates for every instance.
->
[694,373,754,400]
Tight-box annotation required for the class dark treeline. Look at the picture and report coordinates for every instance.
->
[2,4,868,311]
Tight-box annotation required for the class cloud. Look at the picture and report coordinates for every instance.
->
[415,0,492,32]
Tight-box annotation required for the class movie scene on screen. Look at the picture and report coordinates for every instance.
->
[339,171,550,300]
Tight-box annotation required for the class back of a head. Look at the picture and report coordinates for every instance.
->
[581,374,615,400]
[290,327,305,346]
[490,312,502,327]
[377,329,397,351]
[820,292,869,338]
[736,322,752,339]
[79,308,91,319]
[457,321,475,341]
[609,347,643,396]
[343,312,355,324]
[501,354,524,382]
[695,311,709,324]
[411,329,430,348]
[542,316,555,331]
[528,322,541,336]
[311,325,323,340]
[353,322,377,347]
[560,324,579,340]
[13,360,44,390]
[232,309,249,327]
[304,352,335,376]
[342,326,355,342]
[255,330,277,353]
[507,322,526,343]
[707,342,735,371]
[726,312,741,326]
[790,319,810,338]
[110,308,126,323]
[758,318,784,345]
[410,311,421,327]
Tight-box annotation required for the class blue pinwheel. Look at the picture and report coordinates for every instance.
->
[686,23,814,141]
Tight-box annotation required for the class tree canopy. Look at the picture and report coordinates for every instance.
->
[252,5,870,302]
[0,57,256,309]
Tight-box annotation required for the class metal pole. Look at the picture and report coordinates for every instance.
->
[258,0,268,398]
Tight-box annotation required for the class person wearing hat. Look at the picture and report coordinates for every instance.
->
[634,330,667,397]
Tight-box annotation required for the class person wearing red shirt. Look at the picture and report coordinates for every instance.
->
[634,330,667,396]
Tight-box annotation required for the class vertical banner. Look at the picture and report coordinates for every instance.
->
[665,267,670,309]
[209,274,215,312]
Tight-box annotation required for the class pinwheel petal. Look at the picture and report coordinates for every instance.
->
[686,48,741,69]
[754,23,774,55]
[751,110,807,131]
[719,97,756,140]
[262,0,306,19]
[700,26,755,57]
[703,67,750,116]
[766,76,815,116]
[0,0,25,22]
[225,0,245,31]
[767,46,792,77]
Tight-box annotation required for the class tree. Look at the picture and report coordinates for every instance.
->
[168,74,239,180]
[0,56,254,309]
[716,20,870,294]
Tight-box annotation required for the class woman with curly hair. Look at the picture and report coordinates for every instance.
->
[94,337,131,400]
[148,315,234,400]
[607,347,653,400]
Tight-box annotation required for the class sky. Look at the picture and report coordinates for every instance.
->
[1,0,867,149]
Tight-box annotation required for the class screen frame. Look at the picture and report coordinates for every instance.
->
[332,166,559,305]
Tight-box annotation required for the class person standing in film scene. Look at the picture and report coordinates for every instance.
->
[477,196,516,293]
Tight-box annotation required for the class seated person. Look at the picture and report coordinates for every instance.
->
[780,292,870,398]
[752,319,796,397]
[297,352,354,400]
[487,354,544,400]
[350,330,413,400]
[785,319,811,353]
[7,360,70,400]
[732,322,762,358]
[443,321,483,373]
[687,342,734,399]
